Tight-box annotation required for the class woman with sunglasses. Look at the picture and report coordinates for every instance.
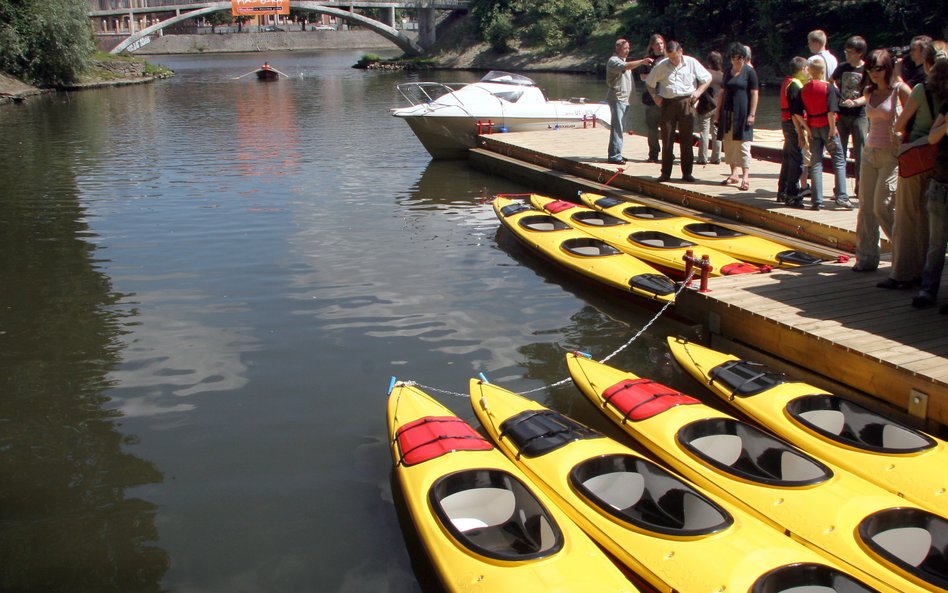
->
[850,49,911,272]
[717,42,759,191]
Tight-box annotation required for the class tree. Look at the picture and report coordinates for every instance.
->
[205,10,232,34]
[0,0,94,87]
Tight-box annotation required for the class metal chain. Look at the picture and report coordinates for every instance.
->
[402,271,696,398]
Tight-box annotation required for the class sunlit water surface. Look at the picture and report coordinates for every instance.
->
[0,49,770,592]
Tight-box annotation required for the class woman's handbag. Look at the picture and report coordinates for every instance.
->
[897,84,937,178]
[898,135,938,178]
[696,86,717,115]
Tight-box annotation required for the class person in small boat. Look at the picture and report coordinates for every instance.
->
[605,39,654,165]
[262,62,271,70]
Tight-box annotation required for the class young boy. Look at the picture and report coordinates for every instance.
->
[779,57,809,205]
[831,35,868,188]
[792,56,853,210]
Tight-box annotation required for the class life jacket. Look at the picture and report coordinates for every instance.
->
[780,76,803,122]
[801,80,831,128]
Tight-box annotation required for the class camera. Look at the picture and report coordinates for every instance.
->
[888,45,910,58]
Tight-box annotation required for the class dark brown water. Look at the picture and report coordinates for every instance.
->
[0,50,768,592]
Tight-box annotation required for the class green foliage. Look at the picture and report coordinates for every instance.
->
[0,0,94,87]
[470,0,600,54]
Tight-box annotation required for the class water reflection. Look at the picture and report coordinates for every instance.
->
[0,98,167,591]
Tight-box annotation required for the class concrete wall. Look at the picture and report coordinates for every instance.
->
[133,31,400,55]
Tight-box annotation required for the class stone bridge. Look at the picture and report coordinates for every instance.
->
[100,1,468,56]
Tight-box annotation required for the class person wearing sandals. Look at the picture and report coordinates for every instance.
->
[717,43,758,191]
[910,56,948,313]
[792,56,853,210]
[852,49,911,272]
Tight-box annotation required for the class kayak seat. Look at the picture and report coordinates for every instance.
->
[571,211,626,227]
[629,231,694,249]
[859,507,948,590]
[518,214,571,232]
[430,469,564,560]
[571,454,732,536]
[681,418,831,486]
[561,238,622,257]
[750,563,879,593]
[623,206,675,220]
[683,223,745,238]
[788,395,934,453]
[499,410,602,458]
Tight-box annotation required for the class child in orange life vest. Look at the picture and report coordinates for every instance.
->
[791,56,854,210]
[779,57,809,206]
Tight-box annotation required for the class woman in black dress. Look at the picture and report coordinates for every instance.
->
[717,42,759,191]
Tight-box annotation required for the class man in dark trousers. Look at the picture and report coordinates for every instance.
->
[645,40,711,182]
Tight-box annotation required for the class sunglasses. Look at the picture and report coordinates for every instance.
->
[869,65,886,72]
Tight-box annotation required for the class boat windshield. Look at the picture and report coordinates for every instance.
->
[480,71,537,86]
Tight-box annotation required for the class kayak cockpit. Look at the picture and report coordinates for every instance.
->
[570,454,733,536]
[679,418,832,486]
[858,507,948,590]
[518,214,571,233]
[561,238,622,257]
[570,211,628,227]
[787,394,936,454]
[751,563,881,593]
[629,231,696,249]
[430,469,563,560]
[683,223,746,238]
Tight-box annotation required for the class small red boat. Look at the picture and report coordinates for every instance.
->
[255,63,280,81]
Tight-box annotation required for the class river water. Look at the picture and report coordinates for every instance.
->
[1,50,760,593]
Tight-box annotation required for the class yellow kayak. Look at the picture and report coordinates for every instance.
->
[667,336,948,517]
[529,194,767,278]
[468,377,882,593]
[579,192,822,267]
[566,352,948,593]
[386,379,639,593]
[493,195,676,303]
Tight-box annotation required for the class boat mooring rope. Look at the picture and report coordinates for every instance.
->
[402,271,695,399]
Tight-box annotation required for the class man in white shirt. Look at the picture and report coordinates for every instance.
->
[808,30,838,79]
[645,40,711,182]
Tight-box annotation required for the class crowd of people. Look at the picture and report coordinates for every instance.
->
[605,31,948,314]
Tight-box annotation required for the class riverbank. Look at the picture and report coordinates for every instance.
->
[0,58,172,105]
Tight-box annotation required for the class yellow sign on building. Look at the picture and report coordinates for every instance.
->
[231,0,290,16]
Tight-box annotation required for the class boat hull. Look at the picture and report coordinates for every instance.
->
[256,69,279,81]
[387,381,638,593]
[493,195,677,303]
[666,336,948,516]
[469,378,879,593]
[566,352,945,593]
[530,195,764,279]
[580,193,822,267]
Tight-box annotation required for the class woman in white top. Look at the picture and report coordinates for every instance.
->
[852,49,911,271]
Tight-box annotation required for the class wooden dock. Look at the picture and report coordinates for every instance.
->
[470,126,948,430]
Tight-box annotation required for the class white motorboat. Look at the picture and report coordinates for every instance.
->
[392,71,611,159]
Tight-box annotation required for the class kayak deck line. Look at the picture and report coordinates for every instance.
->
[472,129,947,431]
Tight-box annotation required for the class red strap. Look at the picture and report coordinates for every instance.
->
[602,379,699,421]
[543,200,577,214]
[395,416,492,465]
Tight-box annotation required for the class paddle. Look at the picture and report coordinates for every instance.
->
[233,70,258,80]
[268,67,290,78]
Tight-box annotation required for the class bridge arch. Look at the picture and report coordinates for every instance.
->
[110,1,423,56]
